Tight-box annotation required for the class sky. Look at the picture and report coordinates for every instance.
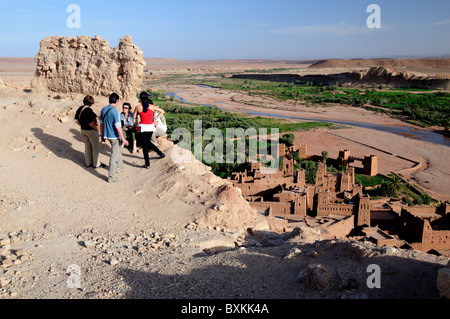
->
[0,0,449,60]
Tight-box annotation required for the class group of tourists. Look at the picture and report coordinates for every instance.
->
[74,91,167,183]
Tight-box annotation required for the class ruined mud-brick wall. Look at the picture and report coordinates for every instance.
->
[319,215,355,240]
[399,207,450,252]
[31,35,146,101]
[422,220,450,252]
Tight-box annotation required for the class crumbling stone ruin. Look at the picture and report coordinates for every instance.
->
[230,141,450,257]
[31,35,145,101]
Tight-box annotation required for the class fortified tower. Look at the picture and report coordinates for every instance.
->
[338,149,351,167]
[363,155,378,176]
[356,194,371,227]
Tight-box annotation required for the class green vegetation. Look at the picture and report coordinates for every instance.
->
[291,150,319,184]
[280,133,295,147]
[365,174,436,205]
[161,104,333,137]
[190,78,450,128]
[355,174,390,188]
[296,159,318,184]
[147,91,335,178]
[321,150,328,164]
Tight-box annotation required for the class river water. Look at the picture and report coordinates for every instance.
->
[166,89,450,148]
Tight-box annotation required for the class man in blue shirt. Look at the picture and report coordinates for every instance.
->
[99,93,129,183]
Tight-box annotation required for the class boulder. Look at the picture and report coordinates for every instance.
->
[286,225,322,244]
[305,264,334,291]
[31,35,146,102]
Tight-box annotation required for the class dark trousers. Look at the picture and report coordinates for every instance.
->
[141,131,164,166]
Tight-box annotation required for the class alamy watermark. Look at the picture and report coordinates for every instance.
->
[170,120,280,168]
[367,4,381,29]
[65,4,380,32]
[66,264,81,289]
[66,4,81,29]
[366,264,381,289]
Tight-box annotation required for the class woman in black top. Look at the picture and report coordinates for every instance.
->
[74,95,103,168]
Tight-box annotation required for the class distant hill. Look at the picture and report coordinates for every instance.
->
[309,58,450,69]
[0,57,36,65]
[144,58,184,64]
[144,58,317,65]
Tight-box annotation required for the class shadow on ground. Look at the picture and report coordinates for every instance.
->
[114,240,446,299]
[69,128,160,169]
[32,127,106,180]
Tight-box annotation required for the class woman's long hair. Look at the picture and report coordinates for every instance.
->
[140,91,153,113]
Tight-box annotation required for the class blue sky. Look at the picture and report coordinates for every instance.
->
[0,0,449,59]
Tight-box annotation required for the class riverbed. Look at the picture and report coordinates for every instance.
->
[166,86,450,148]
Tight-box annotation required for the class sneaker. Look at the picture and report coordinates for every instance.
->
[94,163,106,169]
[159,153,166,159]
[108,176,121,183]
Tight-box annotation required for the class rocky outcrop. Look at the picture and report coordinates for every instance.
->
[309,58,450,69]
[0,76,4,88]
[359,66,415,81]
[31,35,146,101]
[232,66,450,89]
[154,141,262,233]
[357,67,449,88]
[194,183,260,232]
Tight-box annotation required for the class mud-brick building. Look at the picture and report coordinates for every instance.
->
[361,227,407,248]
[249,189,309,220]
[315,162,355,194]
[335,150,378,177]
[279,142,307,159]
[234,158,373,226]
[399,203,450,254]
[315,190,371,227]
[231,158,305,197]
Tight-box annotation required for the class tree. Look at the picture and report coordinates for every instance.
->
[321,150,328,164]
[304,161,318,184]
[413,195,423,205]
[280,133,295,147]
[420,193,432,205]
[381,175,402,197]
[292,150,301,163]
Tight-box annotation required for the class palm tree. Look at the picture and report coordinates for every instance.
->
[305,161,318,184]
[321,150,328,164]
[382,174,402,197]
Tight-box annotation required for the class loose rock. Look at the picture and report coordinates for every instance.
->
[305,264,334,291]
